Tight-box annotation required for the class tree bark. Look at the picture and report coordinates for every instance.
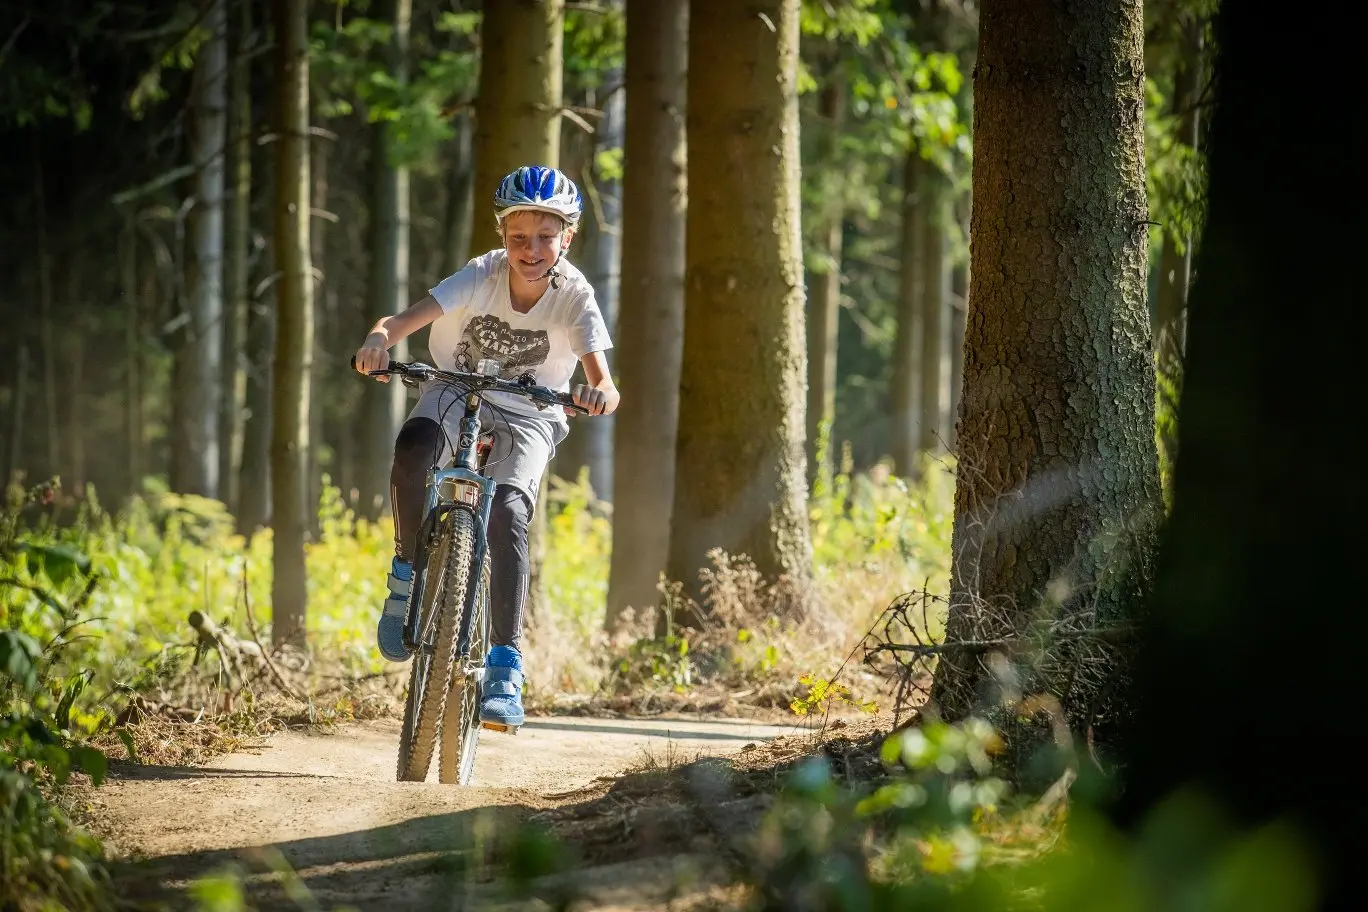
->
[32,138,59,479]
[948,198,968,451]
[174,0,227,498]
[579,67,624,504]
[918,164,948,454]
[889,150,923,477]
[1153,16,1202,366]
[471,0,565,239]
[1113,7,1355,903]
[358,0,413,520]
[65,272,85,493]
[270,0,314,648]
[444,111,475,273]
[805,67,844,487]
[6,345,28,486]
[667,0,811,614]
[307,112,331,533]
[929,0,1160,742]
[604,0,688,635]
[120,214,143,494]
[219,0,253,517]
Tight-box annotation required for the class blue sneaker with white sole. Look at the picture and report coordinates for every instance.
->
[377,556,412,662]
[480,645,525,728]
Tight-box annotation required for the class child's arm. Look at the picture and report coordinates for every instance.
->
[353,295,443,380]
[571,351,620,417]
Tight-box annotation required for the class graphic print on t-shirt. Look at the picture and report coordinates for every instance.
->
[454,314,551,380]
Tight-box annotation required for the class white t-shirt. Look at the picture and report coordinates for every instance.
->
[427,249,612,421]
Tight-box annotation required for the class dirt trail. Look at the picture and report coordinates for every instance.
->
[91,715,809,909]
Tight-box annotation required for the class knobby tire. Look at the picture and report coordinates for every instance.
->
[438,549,490,785]
[396,509,476,781]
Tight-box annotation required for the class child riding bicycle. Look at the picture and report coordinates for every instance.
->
[352,165,619,730]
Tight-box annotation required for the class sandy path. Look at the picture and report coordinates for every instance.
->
[92,715,808,908]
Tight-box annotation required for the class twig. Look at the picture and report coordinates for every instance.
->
[240,567,308,703]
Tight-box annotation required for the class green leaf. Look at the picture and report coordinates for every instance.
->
[0,630,41,690]
[19,542,91,584]
[117,728,141,764]
[68,745,108,786]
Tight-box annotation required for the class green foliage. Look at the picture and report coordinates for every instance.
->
[790,672,879,716]
[2,488,115,911]
[564,3,626,91]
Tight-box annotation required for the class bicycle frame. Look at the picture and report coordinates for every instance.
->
[403,388,495,665]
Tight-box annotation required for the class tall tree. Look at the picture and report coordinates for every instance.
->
[604,0,687,634]
[443,111,475,273]
[577,64,624,503]
[668,0,811,611]
[805,62,845,486]
[918,162,948,454]
[888,149,923,476]
[929,0,1160,738]
[270,0,315,647]
[1114,5,1356,904]
[358,0,413,519]
[172,0,227,498]
[219,0,253,516]
[471,0,565,225]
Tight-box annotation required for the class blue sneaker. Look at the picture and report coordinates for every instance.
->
[480,645,525,728]
[377,557,412,662]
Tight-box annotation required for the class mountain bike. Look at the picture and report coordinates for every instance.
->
[353,357,585,784]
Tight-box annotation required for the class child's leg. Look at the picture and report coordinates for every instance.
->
[485,484,533,652]
[478,408,565,727]
[390,417,443,562]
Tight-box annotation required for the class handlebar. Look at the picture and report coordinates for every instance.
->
[350,356,588,415]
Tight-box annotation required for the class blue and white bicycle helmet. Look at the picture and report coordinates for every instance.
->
[494,165,583,226]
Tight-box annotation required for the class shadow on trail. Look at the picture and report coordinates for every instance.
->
[112,804,533,910]
[109,762,332,782]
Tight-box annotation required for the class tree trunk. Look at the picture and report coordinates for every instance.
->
[473,0,565,618]
[219,0,253,517]
[444,111,475,273]
[929,0,1160,745]
[604,0,688,635]
[806,67,844,487]
[120,214,143,494]
[238,288,274,533]
[1152,16,1202,367]
[270,0,314,648]
[918,164,948,454]
[65,273,85,493]
[579,72,625,503]
[1114,8,1355,903]
[6,345,28,486]
[948,205,968,451]
[471,0,565,236]
[32,138,59,479]
[888,150,923,477]
[667,0,811,614]
[307,113,331,533]
[174,0,227,498]
[358,0,413,520]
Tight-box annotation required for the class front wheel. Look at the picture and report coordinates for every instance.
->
[396,508,477,782]
[438,552,490,785]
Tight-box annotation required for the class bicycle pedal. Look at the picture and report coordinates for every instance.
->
[480,722,519,735]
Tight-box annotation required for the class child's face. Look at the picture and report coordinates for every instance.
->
[502,211,571,284]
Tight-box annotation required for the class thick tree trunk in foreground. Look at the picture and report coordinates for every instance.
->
[668,0,811,615]
[806,69,844,486]
[358,0,413,519]
[929,0,1160,742]
[1114,7,1356,906]
[270,0,314,647]
[889,150,923,477]
[174,0,226,498]
[604,0,688,634]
